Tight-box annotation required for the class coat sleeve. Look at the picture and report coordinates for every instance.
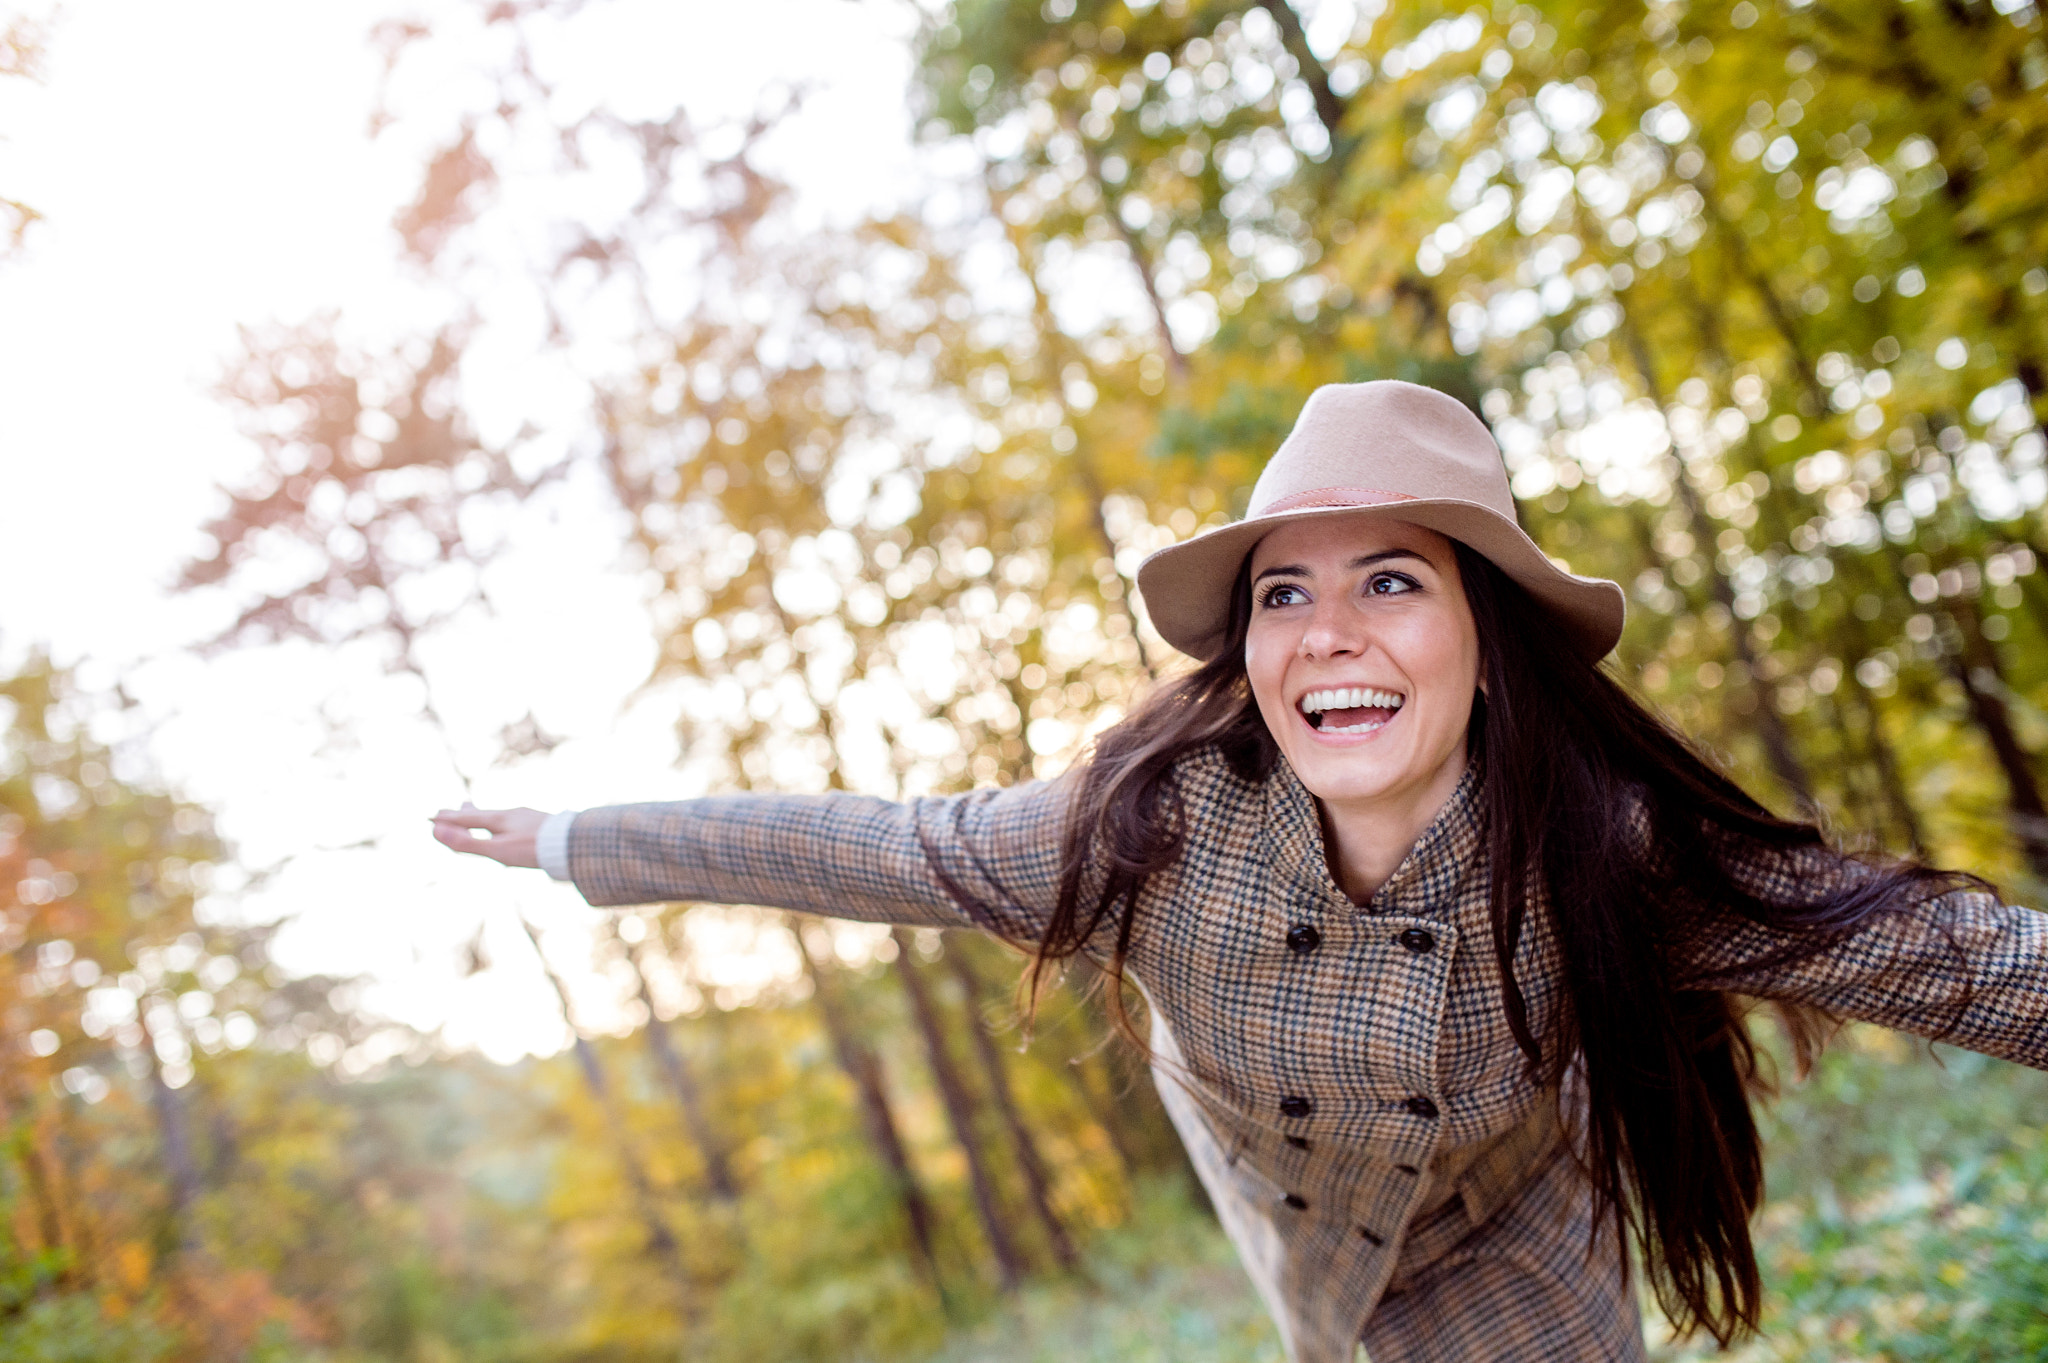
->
[1679,867,2048,1070]
[563,775,1076,942]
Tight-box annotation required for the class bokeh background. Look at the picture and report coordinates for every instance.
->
[2,0,2047,1358]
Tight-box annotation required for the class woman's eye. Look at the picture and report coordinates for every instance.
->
[1366,573,1419,596]
[1260,584,1308,607]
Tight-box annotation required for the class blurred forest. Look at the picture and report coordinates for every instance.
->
[8,0,2048,1358]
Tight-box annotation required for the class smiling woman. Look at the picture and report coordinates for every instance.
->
[434,381,2048,1363]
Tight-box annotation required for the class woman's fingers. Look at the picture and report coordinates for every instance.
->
[430,817,494,857]
[430,804,547,869]
[430,805,495,858]
[434,802,505,831]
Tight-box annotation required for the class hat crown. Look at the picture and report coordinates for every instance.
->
[1248,381,1515,520]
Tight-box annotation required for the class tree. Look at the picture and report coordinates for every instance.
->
[157,0,2048,1350]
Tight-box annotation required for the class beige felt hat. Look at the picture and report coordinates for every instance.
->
[1135,380,1626,661]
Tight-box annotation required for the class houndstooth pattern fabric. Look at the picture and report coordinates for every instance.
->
[567,748,2048,1363]
[1364,1142,1647,1362]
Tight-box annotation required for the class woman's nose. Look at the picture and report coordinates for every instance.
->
[1300,600,1364,657]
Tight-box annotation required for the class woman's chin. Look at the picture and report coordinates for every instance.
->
[1287,739,1466,813]
[1286,750,1410,805]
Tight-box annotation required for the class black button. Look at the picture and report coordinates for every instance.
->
[1285,924,1322,954]
[1396,928,1436,954]
[1395,1164,1419,1175]
[1285,1135,1311,1151]
[1279,1095,1314,1119]
[1403,1095,1439,1119]
[1282,1193,1308,1211]
[1358,1227,1384,1245]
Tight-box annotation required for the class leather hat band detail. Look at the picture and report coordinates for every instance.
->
[1258,487,1416,516]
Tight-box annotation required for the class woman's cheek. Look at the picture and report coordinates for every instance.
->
[1244,628,1289,711]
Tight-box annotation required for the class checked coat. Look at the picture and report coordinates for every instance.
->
[564,748,2048,1363]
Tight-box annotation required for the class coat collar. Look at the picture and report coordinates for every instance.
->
[1261,753,1485,918]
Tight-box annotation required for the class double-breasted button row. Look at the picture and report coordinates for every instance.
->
[1280,1092,1436,1121]
[1285,924,1439,954]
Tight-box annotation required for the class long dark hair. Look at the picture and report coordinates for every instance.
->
[1028,541,1983,1344]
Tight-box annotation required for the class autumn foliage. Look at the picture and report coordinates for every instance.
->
[8,0,2048,1358]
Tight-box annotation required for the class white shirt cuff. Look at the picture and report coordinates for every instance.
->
[536,810,578,882]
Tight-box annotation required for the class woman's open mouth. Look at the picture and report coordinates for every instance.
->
[1298,687,1404,735]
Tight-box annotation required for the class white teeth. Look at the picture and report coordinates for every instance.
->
[1297,687,1405,714]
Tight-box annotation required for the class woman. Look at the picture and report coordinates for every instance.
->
[434,381,2048,1362]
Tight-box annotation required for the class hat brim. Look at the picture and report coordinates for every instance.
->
[1134,499,1626,663]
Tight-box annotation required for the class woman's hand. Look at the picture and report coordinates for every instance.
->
[431,803,549,869]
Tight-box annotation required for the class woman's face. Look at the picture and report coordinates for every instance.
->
[1244,514,1481,816]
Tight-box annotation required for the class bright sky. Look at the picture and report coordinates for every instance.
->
[0,0,925,1062]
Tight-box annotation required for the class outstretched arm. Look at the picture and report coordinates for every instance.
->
[1684,878,2048,1072]
[431,779,1077,943]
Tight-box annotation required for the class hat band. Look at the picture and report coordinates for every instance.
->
[1254,486,1416,517]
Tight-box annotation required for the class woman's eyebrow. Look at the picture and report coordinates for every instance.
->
[1348,549,1431,571]
[1252,549,1431,583]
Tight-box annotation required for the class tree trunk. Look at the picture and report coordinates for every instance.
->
[1620,317,1818,810]
[49,1091,102,1286]
[1864,538,2046,869]
[1070,130,1185,383]
[0,1057,77,1280]
[622,939,738,1201]
[135,1006,204,1261]
[941,944,1079,1271]
[1839,661,1928,856]
[791,920,951,1306]
[1062,1047,1137,1181]
[1812,690,1882,836]
[992,206,1157,679]
[1253,0,1352,159]
[1940,602,2048,881]
[519,918,694,1307]
[561,1030,694,1288]
[890,928,1027,1290]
